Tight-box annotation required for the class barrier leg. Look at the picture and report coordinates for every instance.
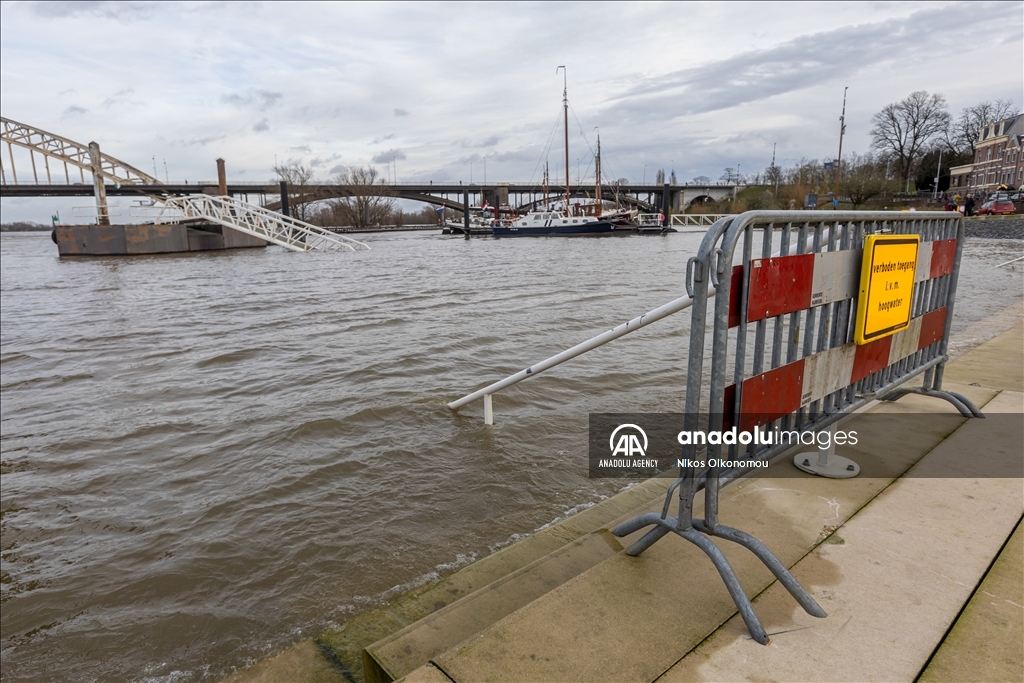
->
[612,473,690,556]
[941,390,985,417]
[881,386,983,418]
[625,524,672,557]
[793,425,859,478]
[676,527,770,645]
[693,519,826,618]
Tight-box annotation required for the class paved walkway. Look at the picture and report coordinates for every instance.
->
[226,322,1024,683]
[402,323,1023,683]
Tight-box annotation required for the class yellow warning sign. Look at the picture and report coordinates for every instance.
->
[854,234,920,345]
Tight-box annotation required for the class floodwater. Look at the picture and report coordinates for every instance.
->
[1,229,1022,682]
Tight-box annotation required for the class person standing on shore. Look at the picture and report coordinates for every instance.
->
[965,196,975,217]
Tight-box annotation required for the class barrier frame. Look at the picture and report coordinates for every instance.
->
[612,211,980,645]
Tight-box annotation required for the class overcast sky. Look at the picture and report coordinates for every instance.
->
[1,0,1021,222]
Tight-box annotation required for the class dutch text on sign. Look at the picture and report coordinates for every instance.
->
[854,234,920,344]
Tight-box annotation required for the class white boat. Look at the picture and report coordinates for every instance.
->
[492,209,616,237]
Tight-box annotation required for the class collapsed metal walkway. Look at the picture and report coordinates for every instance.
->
[153,194,369,252]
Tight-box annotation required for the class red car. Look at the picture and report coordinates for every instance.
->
[976,197,1017,215]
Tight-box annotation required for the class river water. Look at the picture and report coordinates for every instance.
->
[1,229,1021,682]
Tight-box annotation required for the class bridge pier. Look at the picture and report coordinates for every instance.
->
[87,142,110,225]
[279,181,290,217]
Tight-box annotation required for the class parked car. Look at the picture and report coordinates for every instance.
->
[976,197,1018,215]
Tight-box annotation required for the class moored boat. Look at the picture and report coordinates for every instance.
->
[492,210,616,237]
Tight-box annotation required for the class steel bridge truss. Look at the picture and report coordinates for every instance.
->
[1,116,159,186]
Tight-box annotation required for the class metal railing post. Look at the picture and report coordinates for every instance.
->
[483,394,493,425]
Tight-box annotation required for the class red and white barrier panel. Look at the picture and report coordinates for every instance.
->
[727,239,957,327]
[721,239,957,431]
[726,306,947,430]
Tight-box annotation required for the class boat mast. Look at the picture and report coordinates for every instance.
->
[557,66,570,214]
[595,129,602,217]
[543,160,549,207]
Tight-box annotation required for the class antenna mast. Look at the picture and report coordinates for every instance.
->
[595,128,602,217]
[834,86,848,209]
[557,66,570,214]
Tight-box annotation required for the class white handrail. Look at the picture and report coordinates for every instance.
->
[447,289,712,412]
[152,195,370,252]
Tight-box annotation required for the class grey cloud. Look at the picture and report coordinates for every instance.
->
[102,87,137,108]
[222,89,283,111]
[604,5,987,123]
[253,118,269,132]
[491,149,534,163]
[30,1,154,20]
[328,164,346,174]
[290,145,312,152]
[372,148,406,163]
[309,153,341,168]
[459,135,502,148]
[394,108,409,117]
[184,135,227,147]
[371,134,396,144]
[62,105,88,117]
[455,148,527,164]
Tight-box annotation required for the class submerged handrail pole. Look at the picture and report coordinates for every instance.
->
[447,289,708,410]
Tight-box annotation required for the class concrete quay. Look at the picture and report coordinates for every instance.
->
[227,321,1023,683]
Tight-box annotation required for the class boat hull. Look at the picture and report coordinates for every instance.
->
[492,221,617,237]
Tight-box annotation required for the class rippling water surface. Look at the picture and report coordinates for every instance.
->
[1,229,1021,681]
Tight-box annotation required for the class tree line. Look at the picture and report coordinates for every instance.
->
[690,94,1016,211]
[273,163,442,228]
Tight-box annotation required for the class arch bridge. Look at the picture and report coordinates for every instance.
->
[1,117,738,218]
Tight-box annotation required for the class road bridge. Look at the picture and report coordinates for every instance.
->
[2,180,737,213]
[1,116,738,216]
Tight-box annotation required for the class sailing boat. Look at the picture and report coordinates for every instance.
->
[492,67,616,237]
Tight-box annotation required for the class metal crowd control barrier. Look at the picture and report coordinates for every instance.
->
[612,210,980,645]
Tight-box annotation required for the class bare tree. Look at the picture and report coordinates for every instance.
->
[838,153,895,209]
[870,91,950,191]
[328,166,395,228]
[273,162,317,223]
[764,164,783,192]
[947,99,1016,156]
[691,175,711,185]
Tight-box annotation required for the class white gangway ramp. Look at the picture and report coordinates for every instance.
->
[155,195,370,253]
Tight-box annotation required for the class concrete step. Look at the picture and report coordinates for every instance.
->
[315,477,672,681]
[400,383,1003,682]
[363,526,627,682]
[919,516,1023,683]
